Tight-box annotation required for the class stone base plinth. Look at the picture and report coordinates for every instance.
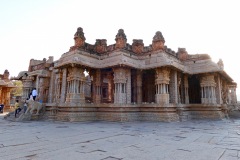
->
[44,103,179,122]
[41,103,227,122]
[177,104,225,121]
[156,94,169,104]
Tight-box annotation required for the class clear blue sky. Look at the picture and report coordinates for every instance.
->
[0,0,239,100]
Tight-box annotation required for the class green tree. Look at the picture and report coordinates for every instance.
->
[11,80,23,96]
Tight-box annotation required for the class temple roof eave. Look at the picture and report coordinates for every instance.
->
[185,59,234,83]
[0,80,7,86]
[55,49,187,71]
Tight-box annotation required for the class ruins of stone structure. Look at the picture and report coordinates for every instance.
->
[0,70,15,109]
[13,27,238,121]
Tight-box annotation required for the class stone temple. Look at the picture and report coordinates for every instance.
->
[13,27,238,121]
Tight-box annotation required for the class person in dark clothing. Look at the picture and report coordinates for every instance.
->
[0,104,4,113]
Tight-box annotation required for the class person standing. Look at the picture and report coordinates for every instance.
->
[14,100,21,118]
[0,103,4,113]
[32,88,38,101]
[23,98,29,113]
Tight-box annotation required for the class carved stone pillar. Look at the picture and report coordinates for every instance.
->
[55,71,61,103]
[155,67,170,104]
[215,75,222,104]
[36,75,39,94]
[66,67,86,103]
[113,68,128,104]
[136,70,142,104]
[107,72,114,103]
[184,75,189,104]
[177,74,181,104]
[60,68,67,103]
[5,88,10,106]
[169,70,178,104]
[200,74,217,104]
[48,69,55,103]
[93,69,101,104]
[126,69,131,104]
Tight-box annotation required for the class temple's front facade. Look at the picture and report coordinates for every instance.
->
[14,27,238,121]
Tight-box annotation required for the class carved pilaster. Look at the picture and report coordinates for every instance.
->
[55,71,61,103]
[215,75,222,104]
[60,68,67,103]
[177,74,181,104]
[126,69,131,104]
[136,70,142,104]
[169,70,178,104]
[93,69,101,104]
[184,75,189,104]
[48,69,55,103]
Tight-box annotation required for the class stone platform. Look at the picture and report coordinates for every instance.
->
[43,103,226,122]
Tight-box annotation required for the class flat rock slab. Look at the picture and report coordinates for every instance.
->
[1,113,240,160]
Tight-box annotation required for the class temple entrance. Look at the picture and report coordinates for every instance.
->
[142,69,155,103]
[188,75,201,104]
[131,69,137,103]
[101,69,114,103]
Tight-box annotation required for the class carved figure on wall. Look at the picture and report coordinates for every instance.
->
[115,29,127,49]
[152,31,165,51]
[132,39,144,54]
[94,39,107,53]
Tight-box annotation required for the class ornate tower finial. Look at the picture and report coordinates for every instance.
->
[152,31,165,51]
[74,27,86,48]
[153,31,165,43]
[115,29,127,49]
[74,27,86,41]
[217,58,224,70]
[115,29,127,41]
[3,69,9,80]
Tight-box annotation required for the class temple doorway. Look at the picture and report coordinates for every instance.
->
[188,75,201,104]
[142,69,155,103]
[101,69,114,103]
